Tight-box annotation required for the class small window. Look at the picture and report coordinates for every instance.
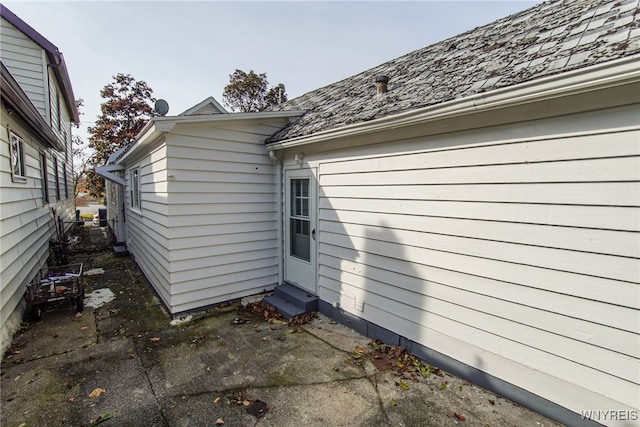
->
[64,130,68,161]
[41,152,49,202]
[130,168,141,210]
[53,155,61,200]
[111,182,117,205]
[9,130,27,182]
[63,162,69,199]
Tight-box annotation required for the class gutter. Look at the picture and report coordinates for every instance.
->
[266,54,640,150]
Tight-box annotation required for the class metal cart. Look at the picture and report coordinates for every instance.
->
[26,263,84,321]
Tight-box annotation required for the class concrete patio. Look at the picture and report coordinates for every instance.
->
[1,227,562,427]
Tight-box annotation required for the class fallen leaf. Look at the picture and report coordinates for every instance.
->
[215,418,224,425]
[439,382,447,390]
[89,387,106,398]
[89,413,113,426]
[80,327,88,330]
[398,380,410,390]
[242,400,251,406]
[68,396,76,403]
[454,412,466,421]
[12,358,23,364]
[391,398,397,406]
[149,337,161,343]
[213,397,221,404]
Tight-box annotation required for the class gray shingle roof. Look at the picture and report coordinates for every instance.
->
[267,0,639,143]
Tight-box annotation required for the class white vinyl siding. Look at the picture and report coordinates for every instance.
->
[123,118,288,314]
[165,121,282,312]
[48,76,72,162]
[1,17,74,167]
[301,104,639,417]
[0,7,76,357]
[0,19,48,118]
[0,112,74,353]
[125,143,171,307]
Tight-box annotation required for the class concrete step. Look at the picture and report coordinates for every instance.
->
[274,283,318,313]
[113,245,129,257]
[262,295,307,319]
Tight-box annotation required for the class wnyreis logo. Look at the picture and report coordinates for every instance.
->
[580,409,639,422]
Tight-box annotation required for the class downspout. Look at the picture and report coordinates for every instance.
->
[269,150,283,286]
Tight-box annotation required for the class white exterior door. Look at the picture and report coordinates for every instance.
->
[284,168,317,293]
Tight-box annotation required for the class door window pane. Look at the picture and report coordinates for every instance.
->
[290,218,310,261]
[290,178,310,261]
[291,179,309,217]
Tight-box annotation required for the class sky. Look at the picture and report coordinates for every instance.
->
[4,0,542,142]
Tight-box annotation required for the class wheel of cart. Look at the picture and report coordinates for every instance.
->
[26,263,84,321]
[76,294,84,312]
[29,303,43,321]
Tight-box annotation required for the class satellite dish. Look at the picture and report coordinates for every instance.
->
[154,99,169,116]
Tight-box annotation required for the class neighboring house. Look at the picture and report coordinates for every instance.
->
[97,97,303,313]
[99,0,639,425]
[0,5,79,354]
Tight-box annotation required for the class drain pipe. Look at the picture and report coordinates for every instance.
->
[269,150,284,286]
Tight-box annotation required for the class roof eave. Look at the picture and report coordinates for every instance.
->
[114,119,162,165]
[116,110,306,165]
[266,55,640,151]
[154,109,306,125]
[1,61,64,151]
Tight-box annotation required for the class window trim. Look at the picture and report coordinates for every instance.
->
[41,151,49,203]
[53,155,61,200]
[130,168,141,212]
[63,162,69,199]
[8,128,27,183]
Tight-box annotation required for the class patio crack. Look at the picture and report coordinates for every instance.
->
[134,343,171,426]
